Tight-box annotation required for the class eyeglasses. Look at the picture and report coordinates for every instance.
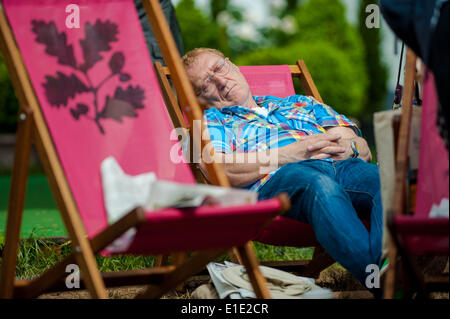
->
[196,58,231,96]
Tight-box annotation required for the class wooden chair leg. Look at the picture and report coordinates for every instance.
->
[384,241,398,298]
[172,252,187,292]
[137,249,228,299]
[0,107,33,298]
[154,254,169,267]
[228,247,243,264]
[236,242,272,299]
[154,253,188,291]
[402,250,430,298]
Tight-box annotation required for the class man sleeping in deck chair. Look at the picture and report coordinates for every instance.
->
[182,48,384,298]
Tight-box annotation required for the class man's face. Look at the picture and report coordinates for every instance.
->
[186,52,253,109]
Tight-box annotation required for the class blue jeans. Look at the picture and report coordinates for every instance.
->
[257,159,383,288]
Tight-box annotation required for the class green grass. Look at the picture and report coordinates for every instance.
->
[1,236,160,279]
[0,209,67,238]
[0,175,57,210]
[0,235,313,280]
[253,241,313,261]
[0,175,66,238]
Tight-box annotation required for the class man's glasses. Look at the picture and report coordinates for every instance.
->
[196,58,231,96]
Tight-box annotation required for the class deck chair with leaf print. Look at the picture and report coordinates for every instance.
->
[0,0,290,299]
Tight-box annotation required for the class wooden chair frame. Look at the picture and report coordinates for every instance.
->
[155,59,340,278]
[0,0,290,299]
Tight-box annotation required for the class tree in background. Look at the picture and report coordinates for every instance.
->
[236,0,368,119]
[175,0,230,56]
[259,0,299,49]
[210,1,266,58]
[281,0,300,16]
[235,41,364,117]
[210,0,228,21]
[358,0,388,119]
[292,0,368,117]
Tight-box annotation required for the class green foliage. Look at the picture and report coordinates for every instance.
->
[293,0,368,116]
[0,53,19,133]
[235,0,369,118]
[358,0,388,118]
[210,0,228,21]
[293,0,361,55]
[175,0,230,56]
[235,40,365,116]
[282,0,301,16]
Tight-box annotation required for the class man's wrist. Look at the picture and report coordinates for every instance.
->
[349,140,360,158]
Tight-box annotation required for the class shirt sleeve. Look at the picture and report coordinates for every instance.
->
[204,110,235,153]
[304,96,362,136]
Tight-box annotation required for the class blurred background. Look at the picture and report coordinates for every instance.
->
[0,0,404,237]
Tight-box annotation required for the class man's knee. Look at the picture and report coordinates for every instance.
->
[342,159,381,188]
[309,177,339,199]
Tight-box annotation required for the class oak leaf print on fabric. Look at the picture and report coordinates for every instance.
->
[32,19,145,134]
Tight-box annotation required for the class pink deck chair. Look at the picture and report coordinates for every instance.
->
[0,0,290,299]
[395,71,449,255]
[384,49,449,298]
[239,65,296,98]
[155,59,370,276]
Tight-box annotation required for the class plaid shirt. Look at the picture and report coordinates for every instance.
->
[204,95,361,191]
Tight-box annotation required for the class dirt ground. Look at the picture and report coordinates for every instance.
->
[38,257,449,300]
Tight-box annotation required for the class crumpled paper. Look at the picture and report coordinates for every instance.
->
[429,198,449,218]
[206,261,334,299]
[100,156,258,253]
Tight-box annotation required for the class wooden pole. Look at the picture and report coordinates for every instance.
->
[0,107,33,298]
[383,48,417,299]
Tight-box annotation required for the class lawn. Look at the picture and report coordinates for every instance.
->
[0,175,66,238]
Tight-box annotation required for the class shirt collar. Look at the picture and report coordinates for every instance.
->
[219,96,272,115]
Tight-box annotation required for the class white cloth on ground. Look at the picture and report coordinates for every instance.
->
[206,261,334,299]
[100,156,258,253]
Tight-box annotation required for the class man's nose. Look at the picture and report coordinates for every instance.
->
[213,74,227,90]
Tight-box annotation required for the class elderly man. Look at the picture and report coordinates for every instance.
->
[182,48,383,295]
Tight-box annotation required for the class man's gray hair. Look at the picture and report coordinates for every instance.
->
[181,48,225,68]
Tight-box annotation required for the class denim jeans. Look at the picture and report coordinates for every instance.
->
[257,158,383,288]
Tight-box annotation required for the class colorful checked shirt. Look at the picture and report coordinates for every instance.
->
[203,95,361,191]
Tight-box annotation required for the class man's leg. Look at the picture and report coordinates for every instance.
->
[257,160,379,287]
[334,158,384,290]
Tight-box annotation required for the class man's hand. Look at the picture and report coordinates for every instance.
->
[306,134,347,160]
[200,130,371,188]
[279,133,345,163]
